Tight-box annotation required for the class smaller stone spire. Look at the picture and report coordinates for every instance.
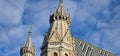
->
[20,27,35,56]
[25,27,32,47]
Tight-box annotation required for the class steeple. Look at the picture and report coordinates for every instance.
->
[25,27,32,47]
[41,0,75,56]
[56,0,64,13]
[20,27,35,56]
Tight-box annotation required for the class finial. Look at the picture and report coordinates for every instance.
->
[28,26,32,35]
[59,0,63,4]
[56,0,64,13]
[67,9,69,13]
[50,11,52,16]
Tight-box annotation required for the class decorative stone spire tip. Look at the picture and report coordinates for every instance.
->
[59,0,63,4]
[56,0,64,13]
[25,27,32,47]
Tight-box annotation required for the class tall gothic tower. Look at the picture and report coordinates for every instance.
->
[41,0,75,56]
[20,27,35,56]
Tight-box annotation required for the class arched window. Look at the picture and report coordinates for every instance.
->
[65,17,67,20]
[54,52,57,56]
[59,15,61,19]
[65,53,68,56]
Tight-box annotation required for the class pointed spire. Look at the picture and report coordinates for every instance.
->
[56,0,64,13]
[25,27,32,47]
[60,0,62,4]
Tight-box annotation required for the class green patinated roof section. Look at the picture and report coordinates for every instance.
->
[73,37,116,56]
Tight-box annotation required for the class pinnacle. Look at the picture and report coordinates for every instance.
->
[56,0,64,13]
[25,27,32,47]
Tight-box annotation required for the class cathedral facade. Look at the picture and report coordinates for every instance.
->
[20,0,115,56]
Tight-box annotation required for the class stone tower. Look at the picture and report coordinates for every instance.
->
[41,0,75,56]
[20,27,35,56]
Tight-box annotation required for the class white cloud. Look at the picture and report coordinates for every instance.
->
[0,0,26,26]
[8,25,29,39]
[78,0,111,14]
[0,26,9,43]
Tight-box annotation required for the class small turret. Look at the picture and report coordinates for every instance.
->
[20,27,35,56]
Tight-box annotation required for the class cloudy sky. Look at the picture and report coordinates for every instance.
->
[0,0,120,56]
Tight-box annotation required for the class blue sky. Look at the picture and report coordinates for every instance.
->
[0,0,120,56]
